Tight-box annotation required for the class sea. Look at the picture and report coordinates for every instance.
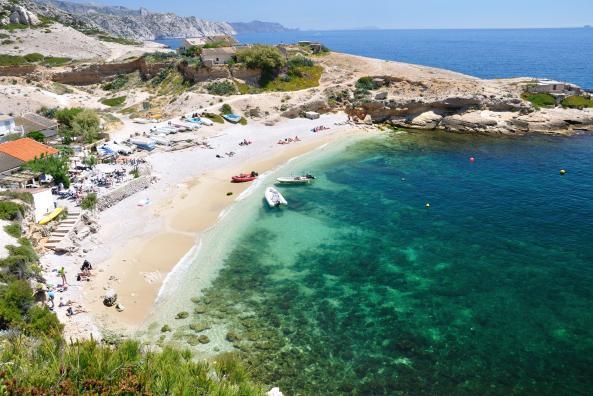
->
[150,29,593,394]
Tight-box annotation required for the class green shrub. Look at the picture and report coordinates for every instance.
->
[71,109,101,143]
[4,223,21,238]
[0,191,33,205]
[42,57,71,67]
[206,81,237,96]
[0,201,25,221]
[97,34,140,45]
[288,55,314,68]
[356,76,377,91]
[24,305,63,337]
[81,193,97,210]
[26,131,45,142]
[102,74,128,91]
[237,45,286,72]
[0,54,26,66]
[180,45,202,57]
[561,95,593,109]
[38,106,57,119]
[203,113,225,123]
[23,53,44,63]
[220,103,233,115]
[0,338,264,394]
[239,117,248,125]
[101,96,127,107]
[24,155,70,188]
[521,92,556,109]
[55,107,83,128]
[1,39,13,45]
[0,280,33,329]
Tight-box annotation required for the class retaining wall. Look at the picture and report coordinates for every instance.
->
[96,175,151,211]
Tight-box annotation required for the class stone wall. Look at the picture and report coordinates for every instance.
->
[178,62,262,83]
[51,58,169,86]
[231,65,261,84]
[0,65,37,77]
[96,175,151,211]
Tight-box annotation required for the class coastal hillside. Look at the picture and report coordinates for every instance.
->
[230,20,295,33]
[36,0,235,40]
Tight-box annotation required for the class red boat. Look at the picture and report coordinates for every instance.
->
[231,171,258,183]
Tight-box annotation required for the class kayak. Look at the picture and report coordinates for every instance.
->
[39,207,63,225]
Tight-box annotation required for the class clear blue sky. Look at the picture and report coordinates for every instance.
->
[79,0,593,30]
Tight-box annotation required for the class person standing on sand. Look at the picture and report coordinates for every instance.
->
[47,290,55,309]
[58,267,68,286]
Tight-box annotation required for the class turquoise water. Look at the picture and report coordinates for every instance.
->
[167,130,593,395]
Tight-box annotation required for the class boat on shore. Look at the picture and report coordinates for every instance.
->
[231,171,258,183]
[130,137,156,151]
[265,187,288,208]
[223,114,242,124]
[39,207,63,225]
[276,174,316,185]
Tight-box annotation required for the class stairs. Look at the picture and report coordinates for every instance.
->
[45,210,81,251]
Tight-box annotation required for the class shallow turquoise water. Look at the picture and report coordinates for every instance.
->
[164,131,593,395]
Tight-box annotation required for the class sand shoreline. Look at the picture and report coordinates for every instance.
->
[46,113,378,340]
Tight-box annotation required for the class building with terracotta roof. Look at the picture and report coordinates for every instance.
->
[0,138,59,162]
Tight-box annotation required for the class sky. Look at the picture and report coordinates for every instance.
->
[76,0,593,30]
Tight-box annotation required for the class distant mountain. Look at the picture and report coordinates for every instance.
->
[229,20,296,34]
[35,0,235,40]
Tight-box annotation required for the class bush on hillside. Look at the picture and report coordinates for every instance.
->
[207,81,237,96]
[71,109,101,143]
[0,201,25,221]
[237,45,286,72]
[220,104,233,115]
[81,193,97,210]
[25,155,70,188]
[356,76,378,91]
[521,92,556,109]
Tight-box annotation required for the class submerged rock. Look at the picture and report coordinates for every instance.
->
[226,331,241,343]
[198,335,210,344]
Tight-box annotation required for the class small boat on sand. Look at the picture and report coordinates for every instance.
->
[223,114,242,124]
[265,187,288,208]
[276,174,315,185]
[39,207,63,225]
[231,171,258,183]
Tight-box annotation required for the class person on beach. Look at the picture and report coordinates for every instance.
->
[81,260,92,271]
[47,290,55,309]
[58,267,68,286]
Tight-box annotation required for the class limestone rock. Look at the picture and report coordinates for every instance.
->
[267,388,284,396]
[8,5,40,26]
[103,289,118,307]
[407,111,443,129]
[363,114,373,125]
[375,91,388,100]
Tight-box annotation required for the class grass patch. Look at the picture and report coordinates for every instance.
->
[206,80,237,96]
[0,23,29,32]
[4,223,22,238]
[521,92,556,109]
[261,65,323,92]
[97,34,141,46]
[0,54,26,66]
[100,96,127,107]
[203,113,224,123]
[561,95,593,109]
[42,56,71,67]
[0,191,33,205]
[239,117,248,125]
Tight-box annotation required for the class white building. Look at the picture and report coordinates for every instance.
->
[0,114,24,142]
[29,188,56,223]
[526,79,583,95]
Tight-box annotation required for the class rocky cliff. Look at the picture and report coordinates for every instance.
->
[35,0,235,40]
[229,20,295,33]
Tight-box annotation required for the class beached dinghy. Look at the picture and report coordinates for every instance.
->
[231,171,259,183]
[276,174,315,185]
[223,114,242,124]
[265,187,288,208]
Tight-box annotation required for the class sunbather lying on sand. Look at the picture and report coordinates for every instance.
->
[66,306,87,317]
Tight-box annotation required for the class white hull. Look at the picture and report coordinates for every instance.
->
[276,176,314,185]
[265,187,288,208]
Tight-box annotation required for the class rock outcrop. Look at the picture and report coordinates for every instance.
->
[0,2,40,26]
[35,0,235,40]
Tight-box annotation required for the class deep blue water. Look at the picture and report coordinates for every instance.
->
[157,28,593,89]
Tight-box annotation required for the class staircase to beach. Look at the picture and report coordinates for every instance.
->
[45,210,81,251]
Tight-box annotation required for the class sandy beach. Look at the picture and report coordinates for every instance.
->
[42,112,376,339]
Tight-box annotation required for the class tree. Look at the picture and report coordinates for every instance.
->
[26,131,45,142]
[71,109,101,144]
[0,280,34,329]
[237,45,286,72]
[55,107,83,129]
[220,103,233,115]
[24,154,70,188]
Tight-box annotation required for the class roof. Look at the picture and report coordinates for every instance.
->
[0,152,24,173]
[14,113,58,134]
[0,138,59,162]
[201,47,237,57]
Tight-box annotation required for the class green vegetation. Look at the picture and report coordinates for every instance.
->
[180,45,202,57]
[0,23,29,32]
[207,80,237,96]
[288,55,314,68]
[0,191,33,205]
[0,201,25,221]
[0,338,263,394]
[220,103,233,115]
[237,45,286,72]
[0,33,9,39]
[151,67,193,96]
[55,107,83,129]
[239,117,248,125]
[203,39,228,49]
[0,53,71,67]
[38,106,58,119]
[26,131,45,142]
[71,109,101,143]
[102,74,129,91]
[4,223,22,238]
[97,34,141,46]
[25,154,70,188]
[101,96,127,107]
[262,65,323,92]
[203,113,225,123]
[356,76,379,91]
[144,51,178,64]
[80,193,97,210]
[521,92,556,109]
[561,95,593,109]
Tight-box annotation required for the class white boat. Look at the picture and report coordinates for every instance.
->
[152,134,170,146]
[199,118,214,126]
[265,187,288,208]
[130,137,156,151]
[276,174,315,185]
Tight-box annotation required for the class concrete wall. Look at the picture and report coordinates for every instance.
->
[96,175,151,211]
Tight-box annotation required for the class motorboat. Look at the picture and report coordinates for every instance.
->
[223,114,242,124]
[130,137,156,151]
[152,135,170,146]
[276,174,315,185]
[265,187,288,208]
[231,171,258,183]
